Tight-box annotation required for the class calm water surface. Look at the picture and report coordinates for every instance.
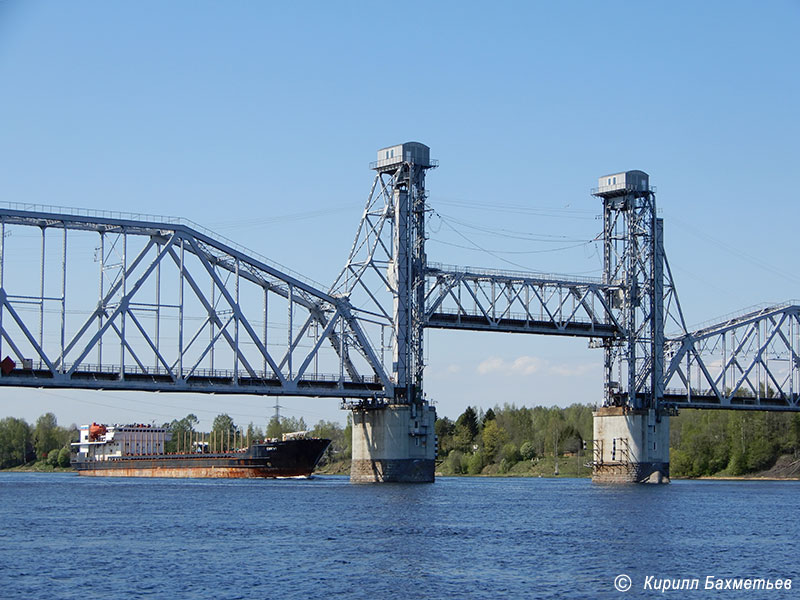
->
[0,473,797,599]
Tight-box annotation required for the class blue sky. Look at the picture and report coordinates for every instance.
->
[0,1,798,429]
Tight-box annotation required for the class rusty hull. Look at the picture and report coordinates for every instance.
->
[77,466,311,478]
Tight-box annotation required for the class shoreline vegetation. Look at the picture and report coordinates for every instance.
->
[2,405,799,481]
[432,404,800,480]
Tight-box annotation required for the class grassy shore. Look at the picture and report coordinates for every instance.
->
[5,461,74,473]
[316,455,594,478]
[317,454,800,480]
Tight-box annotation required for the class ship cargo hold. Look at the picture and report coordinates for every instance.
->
[71,423,330,478]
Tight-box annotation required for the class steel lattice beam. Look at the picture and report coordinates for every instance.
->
[0,206,392,398]
[424,263,622,338]
[663,304,800,411]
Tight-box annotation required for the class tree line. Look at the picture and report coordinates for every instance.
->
[436,404,800,477]
[670,409,800,477]
[0,413,76,469]
[435,404,593,475]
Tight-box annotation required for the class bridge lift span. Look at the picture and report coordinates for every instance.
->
[1,143,798,483]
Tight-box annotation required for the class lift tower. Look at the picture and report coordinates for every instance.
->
[591,172,670,483]
[333,143,437,482]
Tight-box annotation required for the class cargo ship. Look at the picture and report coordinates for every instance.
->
[71,422,330,478]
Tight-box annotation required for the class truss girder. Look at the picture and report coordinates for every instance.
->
[663,304,800,411]
[0,208,392,398]
[424,264,623,338]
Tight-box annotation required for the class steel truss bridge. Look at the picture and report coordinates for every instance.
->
[0,145,798,413]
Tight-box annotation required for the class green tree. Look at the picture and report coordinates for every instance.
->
[560,424,584,455]
[669,409,792,478]
[165,414,199,453]
[34,413,60,460]
[457,407,479,440]
[451,407,480,453]
[670,448,694,477]
[467,450,485,475]
[266,415,282,439]
[245,422,264,443]
[434,417,455,456]
[500,443,520,465]
[57,446,71,468]
[442,450,467,474]
[451,423,475,453]
[546,408,565,457]
[47,447,61,466]
[0,417,32,468]
[481,419,508,463]
[212,413,238,451]
[310,419,348,463]
[266,415,308,440]
[520,441,536,461]
[743,413,776,472]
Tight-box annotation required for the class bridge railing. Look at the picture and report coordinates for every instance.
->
[427,262,609,286]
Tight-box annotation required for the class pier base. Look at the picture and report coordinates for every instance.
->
[592,406,670,484]
[350,403,436,483]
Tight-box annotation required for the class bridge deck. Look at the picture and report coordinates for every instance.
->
[427,312,619,337]
[663,393,800,412]
[0,368,385,398]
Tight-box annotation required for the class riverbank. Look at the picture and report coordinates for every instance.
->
[685,454,800,481]
[316,455,595,478]
[6,455,799,480]
[5,462,73,473]
[315,458,350,475]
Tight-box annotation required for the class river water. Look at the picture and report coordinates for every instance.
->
[0,473,797,599]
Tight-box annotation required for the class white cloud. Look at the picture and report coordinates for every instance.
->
[477,355,598,378]
[427,363,463,378]
[477,357,505,375]
[510,356,544,375]
[549,363,598,377]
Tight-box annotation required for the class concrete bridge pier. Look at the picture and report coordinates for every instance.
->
[350,402,436,483]
[592,406,670,484]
